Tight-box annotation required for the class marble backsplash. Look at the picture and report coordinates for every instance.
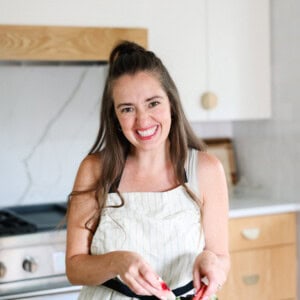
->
[0,65,107,207]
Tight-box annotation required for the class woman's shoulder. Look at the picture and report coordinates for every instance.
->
[80,152,102,174]
[74,153,102,191]
[196,150,224,175]
[196,150,227,195]
[80,152,102,168]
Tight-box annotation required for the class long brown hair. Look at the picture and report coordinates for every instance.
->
[69,41,205,226]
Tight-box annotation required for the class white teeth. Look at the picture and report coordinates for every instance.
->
[137,126,157,137]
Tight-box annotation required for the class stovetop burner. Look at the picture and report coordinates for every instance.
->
[0,210,37,236]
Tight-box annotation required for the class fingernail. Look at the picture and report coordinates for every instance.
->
[160,281,170,291]
[158,277,170,291]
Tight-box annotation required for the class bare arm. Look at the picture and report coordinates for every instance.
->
[66,154,118,285]
[193,152,230,297]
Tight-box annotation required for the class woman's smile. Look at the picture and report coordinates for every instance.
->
[136,125,159,140]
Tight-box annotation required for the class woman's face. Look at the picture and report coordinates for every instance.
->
[113,71,172,152]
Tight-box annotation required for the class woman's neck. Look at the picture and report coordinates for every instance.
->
[128,141,171,171]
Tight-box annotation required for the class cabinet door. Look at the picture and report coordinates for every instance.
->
[269,245,297,300]
[218,245,297,300]
[205,0,271,120]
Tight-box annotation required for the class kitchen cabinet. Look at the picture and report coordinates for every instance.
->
[218,213,297,300]
[185,0,271,121]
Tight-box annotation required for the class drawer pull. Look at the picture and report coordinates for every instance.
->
[242,274,260,285]
[241,228,260,240]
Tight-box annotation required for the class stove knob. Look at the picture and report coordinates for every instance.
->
[0,262,6,278]
[23,257,38,273]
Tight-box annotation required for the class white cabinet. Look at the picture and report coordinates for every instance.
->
[204,0,271,121]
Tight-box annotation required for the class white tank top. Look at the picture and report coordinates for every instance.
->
[79,148,205,299]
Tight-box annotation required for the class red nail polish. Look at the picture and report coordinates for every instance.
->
[160,281,170,291]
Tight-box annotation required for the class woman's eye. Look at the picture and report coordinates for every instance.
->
[120,107,134,113]
[149,101,160,108]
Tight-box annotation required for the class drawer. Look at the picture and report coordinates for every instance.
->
[218,245,297,300]
[229,213,296,251]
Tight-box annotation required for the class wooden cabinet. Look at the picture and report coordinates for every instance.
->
[218,213,297,300]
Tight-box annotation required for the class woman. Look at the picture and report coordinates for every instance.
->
[66,41,230,300]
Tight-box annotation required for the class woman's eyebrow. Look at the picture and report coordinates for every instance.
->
[116,102,133,109]
[116,96,163,108]
[145,95,163,102]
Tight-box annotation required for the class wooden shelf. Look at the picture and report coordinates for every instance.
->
[0,25,147,61]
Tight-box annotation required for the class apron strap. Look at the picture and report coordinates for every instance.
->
[102,278,194,299]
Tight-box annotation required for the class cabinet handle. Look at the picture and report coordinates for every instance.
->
[241,228,260,240]
[201,92,218,110]
[242,274,260,285]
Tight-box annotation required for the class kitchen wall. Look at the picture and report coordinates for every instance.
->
[232,0,300,203]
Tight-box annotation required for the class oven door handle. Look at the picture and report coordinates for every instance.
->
[0,286,82,300]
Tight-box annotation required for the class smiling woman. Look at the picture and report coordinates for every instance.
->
[66,41,230,300]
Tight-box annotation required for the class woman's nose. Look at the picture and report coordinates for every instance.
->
[135,109,148,125]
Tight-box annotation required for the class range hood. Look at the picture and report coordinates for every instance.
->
[0,25,147,64]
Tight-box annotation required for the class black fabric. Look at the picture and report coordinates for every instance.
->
[102,278,194,299]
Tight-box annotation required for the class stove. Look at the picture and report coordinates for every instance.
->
[0,202,80,299]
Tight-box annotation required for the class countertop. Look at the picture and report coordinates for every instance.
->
[229,192,300,218]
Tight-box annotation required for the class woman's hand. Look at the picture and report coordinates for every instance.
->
[115,251,171,300]
[193,250,227,300]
